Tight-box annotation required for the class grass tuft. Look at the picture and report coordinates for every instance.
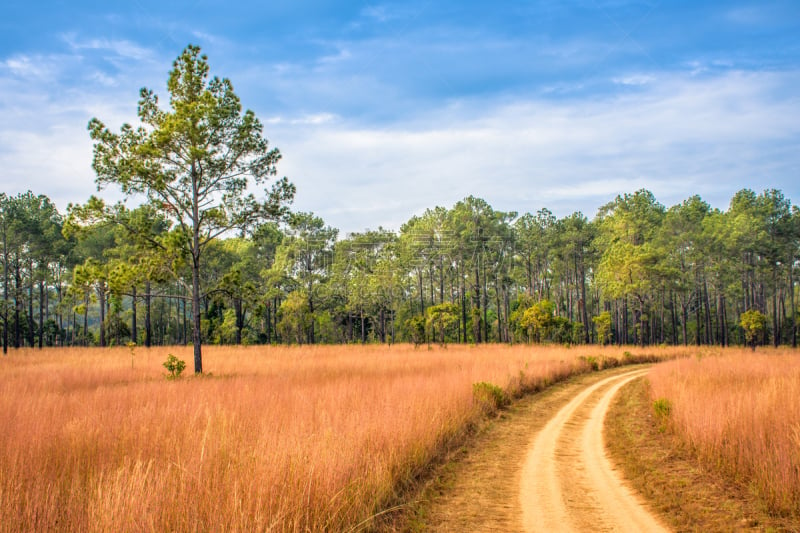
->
[472,382,510,414]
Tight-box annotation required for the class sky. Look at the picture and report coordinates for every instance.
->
[1,1,799,235]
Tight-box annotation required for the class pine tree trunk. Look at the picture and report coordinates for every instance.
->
[418,269,425,316]
[38,279,44,348]
[268,298,274,343]
[182,292,188,346]
[98,283,106,347]
[380,307,386,343]
[360,306,365,343]
[307,278,315,345]
[772,267,780,347]
[482,259,489,342]
[234,297,243,345]
[670,292,677,345]
[192,256,203,373]
[145,281,152,348]
[131,285,137,344]
[460,261,467,343]
[622,297,628,345]
[790,256,797,348]
[703,280,712,345]
[580,263,589,344]
[27,263,34,347]
[474,265,481,343]
[83,292,89,346]
[14,261,21,349]
[1,221,6,354]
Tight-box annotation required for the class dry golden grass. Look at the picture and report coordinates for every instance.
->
[607,376,798,532]
[647,348,800,520]
[0,343,673,532]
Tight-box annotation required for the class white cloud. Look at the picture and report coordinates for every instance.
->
[1,54,67,81]
[62,34,154,62]
[89,71,118,87]
[190,30,228,47]
[3,56,48,79]
[317,47,353,67]
[265,113,338,126]
[361,5,393,23]
[0,52,144,210]
[267,70,800,232]
[613,74,655,86]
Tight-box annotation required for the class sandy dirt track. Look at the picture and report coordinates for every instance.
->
[519,369,669,532]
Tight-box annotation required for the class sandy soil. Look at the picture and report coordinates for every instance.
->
[519,368,669,533]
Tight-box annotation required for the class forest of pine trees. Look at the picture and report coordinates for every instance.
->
[1,187,797,351]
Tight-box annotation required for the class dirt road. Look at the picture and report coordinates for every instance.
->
[519,368,669,532]
[409,367,670,531]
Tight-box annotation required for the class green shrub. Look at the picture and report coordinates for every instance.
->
[405,315,426,347]
[163,354,186,380]
[127,341,136,369]
[472,382,510,414]
[740,309,767,351]
[653,397,671,417]
[652,397,672,431]
[580,355,600,371]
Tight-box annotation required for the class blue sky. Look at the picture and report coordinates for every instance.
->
[1,1,799,234]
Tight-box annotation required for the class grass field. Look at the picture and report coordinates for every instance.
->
[1,343,668,531]
[647,349,800,519]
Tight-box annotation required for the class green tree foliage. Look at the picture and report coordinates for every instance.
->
[0,193,68,351]
[592,311,613,345]
[3,181,799,352]
[740,309,767,351]
[404,314,426,347]
[271,212,336,344]
[277,290,312,345]
[426,302,459,345]
[519,300,556,343]
[331,229,398,343]
[87,45,294,372]
[596,190,665,346]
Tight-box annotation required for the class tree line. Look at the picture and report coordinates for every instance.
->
[1,187,797,352]
[2,45,797,365]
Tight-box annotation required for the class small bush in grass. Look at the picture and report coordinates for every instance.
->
[580,355,600,371]
[652,398,672,431]
[127,341,136,369]
[163,354,186,380]
[740,309,767,351]
[472,382,510,414]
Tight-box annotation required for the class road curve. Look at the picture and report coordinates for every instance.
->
[519,369,669,533]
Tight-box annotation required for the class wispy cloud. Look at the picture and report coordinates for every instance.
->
[265,113,338,126]
[613,74,655,86]
[1,54,65,81]
[268,69,800,231]
[62,34,154,61]
[360,5,395,23]
[190,30,228,47]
